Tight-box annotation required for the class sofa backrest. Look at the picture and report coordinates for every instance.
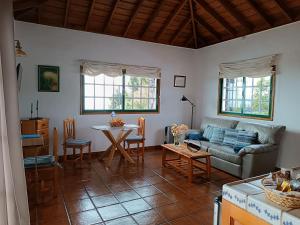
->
[236,122,285,145]
[200,117,238,131]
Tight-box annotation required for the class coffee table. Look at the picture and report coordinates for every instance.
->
[161,144,211,182]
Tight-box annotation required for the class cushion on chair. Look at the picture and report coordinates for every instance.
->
[126,135,144,141]
[66,138,91,146]
[24,155,55,169]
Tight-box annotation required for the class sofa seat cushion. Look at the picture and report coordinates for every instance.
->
[208,145,242,165]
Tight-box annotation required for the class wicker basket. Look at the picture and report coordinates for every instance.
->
[261,177,300,208]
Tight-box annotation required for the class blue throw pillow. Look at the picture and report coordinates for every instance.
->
[187,133,202,140]
[210,127,225,144]
[223,129,238,148]
[234,130,258,153]
[203,125,214,141]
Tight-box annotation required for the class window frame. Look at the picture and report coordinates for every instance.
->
[218,75,275,120]
[80,73,160,115]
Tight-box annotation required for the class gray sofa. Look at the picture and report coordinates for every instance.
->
[185,117,285,179]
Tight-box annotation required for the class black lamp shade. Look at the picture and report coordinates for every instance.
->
[181,95,188,101]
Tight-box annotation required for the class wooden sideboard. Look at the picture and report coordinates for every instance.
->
[21,118,49,156]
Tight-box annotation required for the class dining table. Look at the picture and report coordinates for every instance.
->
[92,124,139,167]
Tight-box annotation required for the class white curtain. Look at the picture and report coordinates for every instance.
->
[0,54,29,225]
[81,60,161,79]
[219,55,276,79]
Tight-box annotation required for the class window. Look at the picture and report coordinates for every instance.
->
[218,75,274,119]
[81,73,160,114]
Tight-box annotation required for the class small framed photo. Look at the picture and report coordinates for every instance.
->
[38,65,59,92]
[174,75,186,88]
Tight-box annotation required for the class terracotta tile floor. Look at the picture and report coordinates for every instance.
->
[29,150,239,225]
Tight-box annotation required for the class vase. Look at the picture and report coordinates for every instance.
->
[173,135,180,146]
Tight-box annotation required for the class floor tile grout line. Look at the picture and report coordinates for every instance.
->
[89,160,142,224]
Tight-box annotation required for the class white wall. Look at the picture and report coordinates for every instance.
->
[15,20,300,167]
[192,21,300,168]
[15,21,196,154]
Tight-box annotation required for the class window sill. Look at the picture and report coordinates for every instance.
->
[218,112,273,121]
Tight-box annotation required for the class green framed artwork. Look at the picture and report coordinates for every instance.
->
[38,65,59,92]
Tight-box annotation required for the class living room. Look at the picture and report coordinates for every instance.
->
[1,0,300,225]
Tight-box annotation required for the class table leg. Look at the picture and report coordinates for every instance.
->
[102,130,135,166]
[98,144,113,161]
[206,156,211,179]
[188,158,193,183]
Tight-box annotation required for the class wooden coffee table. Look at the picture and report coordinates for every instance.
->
[161,144,211,182]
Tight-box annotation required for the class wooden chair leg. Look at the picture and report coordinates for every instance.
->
[63,146,67,161]
[80,147,83,161]
[137,143,140,161]
[142,141,145,162]
[53,167,58,198]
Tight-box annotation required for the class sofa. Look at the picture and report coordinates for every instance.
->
[185,117,285,179]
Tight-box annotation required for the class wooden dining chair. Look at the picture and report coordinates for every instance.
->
[24,127,59,204]
[63,118,91,162]
[124,117,145,162]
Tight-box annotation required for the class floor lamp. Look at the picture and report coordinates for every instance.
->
[181,95,195,129]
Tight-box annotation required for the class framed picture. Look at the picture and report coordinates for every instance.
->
[38,65,59,92]
[174,75,186,88]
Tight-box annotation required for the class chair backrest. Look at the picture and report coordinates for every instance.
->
[53,127,58,161]
[137,117,145,138]
[63,118,76,142]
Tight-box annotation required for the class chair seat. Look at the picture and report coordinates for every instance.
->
[125,135,144,142]
[24,155,55,169]
[65,138,91,146]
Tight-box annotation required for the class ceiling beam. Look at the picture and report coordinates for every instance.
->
[273,0,293,22]
[188,0,198,48]
[193,0,236,36]
[64,0,71,27]
[85,0,96,31]
[155,0,187,41]
[195,15,221,41]
[170,18,191,45]
[139,0,166,39]
[246,0,273,27]
[13,0,47,12]
[103,0,121,33]
[123,0,145,37]
[218,0,252,32]
[185,36,194,48]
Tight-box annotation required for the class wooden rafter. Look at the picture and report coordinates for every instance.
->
[139,0,166,39]
[195,15,221,41]
[123,0,145,37]
[188,0,198,48]
[193,0,236,36]
[185,36,194,48]
[273,0,293,22]
[64,0,71,27]
[246,0,273,27]
[13,0,47,12]
[219,0,252,32]
[85,0,96,31]
[155,0,187,41]
[170,18,191,45]
[103,0,121,33]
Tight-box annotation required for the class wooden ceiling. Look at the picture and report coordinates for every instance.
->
[13,0,300,49]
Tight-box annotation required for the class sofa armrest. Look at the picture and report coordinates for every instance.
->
[238,144,277,156]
